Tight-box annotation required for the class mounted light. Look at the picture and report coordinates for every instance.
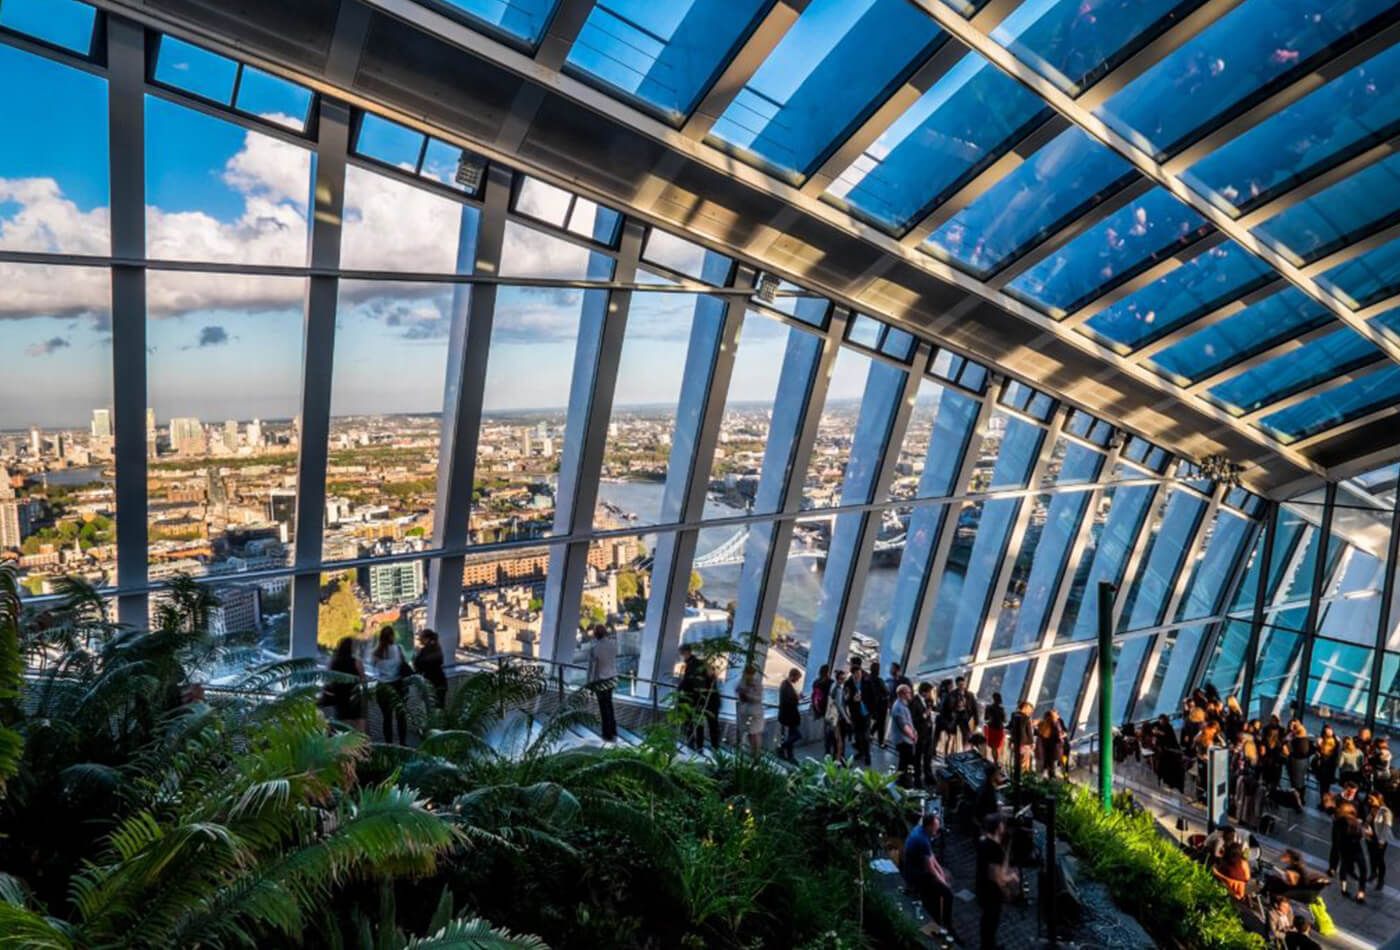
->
[754,272,780,304]
[455,151,488,192]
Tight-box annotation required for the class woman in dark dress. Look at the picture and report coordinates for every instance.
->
[323,636,366,732]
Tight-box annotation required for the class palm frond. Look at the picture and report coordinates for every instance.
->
[400,916,548,949]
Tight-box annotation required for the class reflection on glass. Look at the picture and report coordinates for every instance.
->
[1208,326,1384,415]
[0,264,114,597]
[1007,188,1210,316]
[566,0,768,123]
[342,165,480,274]
[1035,647,1091,718]
[707,0,944,179]
[324,280,455,563]
[1176,510,1251,622]
[1305,636,1374,719]
[1118,489,1207,632]
[435,0,559,46]
[1258,363,1400,443]
[1097,0,1398,159]
[826,54,1047,232]
[1146,288,1330,385]
[0,44,109,255]
[1061,477,1157,640]
[145,271,306,578]
[1182,44,1400,216]
[992,0,1207,95]
[0,0,96,54]
[145,97,311,265]
[1319,234,1400,309]
[1255,151,1400,265]
[926,128,1134,278]
[1083,241,1273,352]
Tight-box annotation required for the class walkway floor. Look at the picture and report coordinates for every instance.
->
[1075,757,1400,949]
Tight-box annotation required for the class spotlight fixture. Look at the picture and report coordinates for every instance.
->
[455,150,488,192]
[754,272,780,304]
[1197,453,1244,487]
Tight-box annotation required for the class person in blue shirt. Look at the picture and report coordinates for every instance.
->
[903,811,954,935]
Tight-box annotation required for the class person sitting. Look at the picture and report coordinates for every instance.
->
[1266,894,1293,945]
[1212,842,1251,900]
[902,811,954,937]
[1200,825,1237,869]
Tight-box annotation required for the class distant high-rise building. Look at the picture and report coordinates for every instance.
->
[364,560,424,606]
[536,421,548,441]
[246,418,263,448]
[266,488,297,540]
[28,427,42,458]
[0,466,13,500]
[146,408,158,458]
[518,428,532,458]
[0,499,31,549]
[91,408,112,440]
[223,420,240,452]
[170,417,206,455]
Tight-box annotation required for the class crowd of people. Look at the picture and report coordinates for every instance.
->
[901,804,1019,948]
[810,657,1074,786]
[319,626,449,740]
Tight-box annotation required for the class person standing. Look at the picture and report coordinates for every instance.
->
[1037,708,1067,779]
[1335,801,1369,902]
[1367,791,1392,891]
[890,684,918,786]
[1315,723,1339,801]
[845,664,872,767]
[911,682,934,787]
[984,692,1006,766]
[1285,720,1312,808]
[867,661,890,750]
[737,664,766,755]
[413,628,448,710]
[369,625,409,744]
[976,815,1017,950]
[1009,701,1034,776]
[811,664,832,723]
[1339,736,1365,789]
[678,644,708,750]
[585,624,619,743]
[321,636,367,733]
[778,667,803,762]
[825,668,850,764]
[903,811,955,937]
[951,676,978,751]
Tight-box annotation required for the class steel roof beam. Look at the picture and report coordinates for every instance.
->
[1058,230,1230,329]
[1125,278,1289,362]
[680,0,809,140]
[1236,133,1400,230]
[1237,359,1389,425]
[1181,322,1340,396]
[535,0,595,70]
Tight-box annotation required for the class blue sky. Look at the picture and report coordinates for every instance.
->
[0,34,873,432]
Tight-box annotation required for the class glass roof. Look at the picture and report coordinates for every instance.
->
[1146,288,1332,385]
[1319,234,1400,309]
[565,0,769,123]
[0,0,95,55]
[1181,43,1400,217]
[990,0,1209,96]
[1259,363,1400,442]
[926,127,1134,278]
[1082,241,1275,352]
[707,0,944,180]
[1095,0,1400,160]
[1254,150,1400,266]
[430,0,559,46]
[1208,324,1390,416]
[825,53,1048,232]
[1006,187,1211,316]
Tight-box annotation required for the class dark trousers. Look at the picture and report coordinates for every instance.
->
[596,686,616,741]
[780,722,801,759]
[916,876,954,930]
[1369,839,1387,888]
[375,681,407,745]
[979,898,1003,949]
[706,707,721,749]
[872,709,888,748]
[915,735,933,785]
[1338,845,1369,890]
[896,741,916,786]
[850,718,872,766]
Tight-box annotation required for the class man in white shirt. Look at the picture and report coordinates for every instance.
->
[586,624,619,742]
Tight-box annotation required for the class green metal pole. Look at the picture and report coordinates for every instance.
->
[1097,581,1116,813]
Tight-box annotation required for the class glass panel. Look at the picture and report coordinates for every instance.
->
[420,139,474,193]
[177,574,293,683]
[980,659,1030,709]
[434,0,560,46]
[1062,477,1158,640]
[1145,287,1331,385]
[565,534,651,694]
[566,0,769,123]
[1256,150,1400,265]
[146,271,306,578]
[1177,510,1252,622]
[0,44,109,254]
[1318,234,1400,308]
[0,0,96,54]
[926,128,1134,278]
[1258,363,1400,443]
[594,289,708,528]
[323,280,455,563]
[1202,618,1254,698]
[887,379,978,501]
[154,36,238,103]
[1319,549,1385,645]
[1096,0,1400,159]
[1007,188,1210,317]
[145,97,312,266]
[234,66,314,131]
[1182,44,1400,216]
[1305,636,1374,722]
[341,165,480,274]
[992,0,1207,95]
[642,229,733,284]
[707,0,944,179]
[499,221,614,280]
[1082,241,1274,351]
[1118,488,1207,632]
[825,54,1047,232]
[1207,326,1382,415]
[472,286,591,543]
[705,310,820,518]
[355,112,425,170]
[990,442,1104,657]
[1034,647,1091,720]
[800,348,896,509]
[1,264,114,597]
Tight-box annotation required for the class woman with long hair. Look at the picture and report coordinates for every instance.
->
[369,625,409,744]
[323,636,366,733]
[737,664,766,755]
